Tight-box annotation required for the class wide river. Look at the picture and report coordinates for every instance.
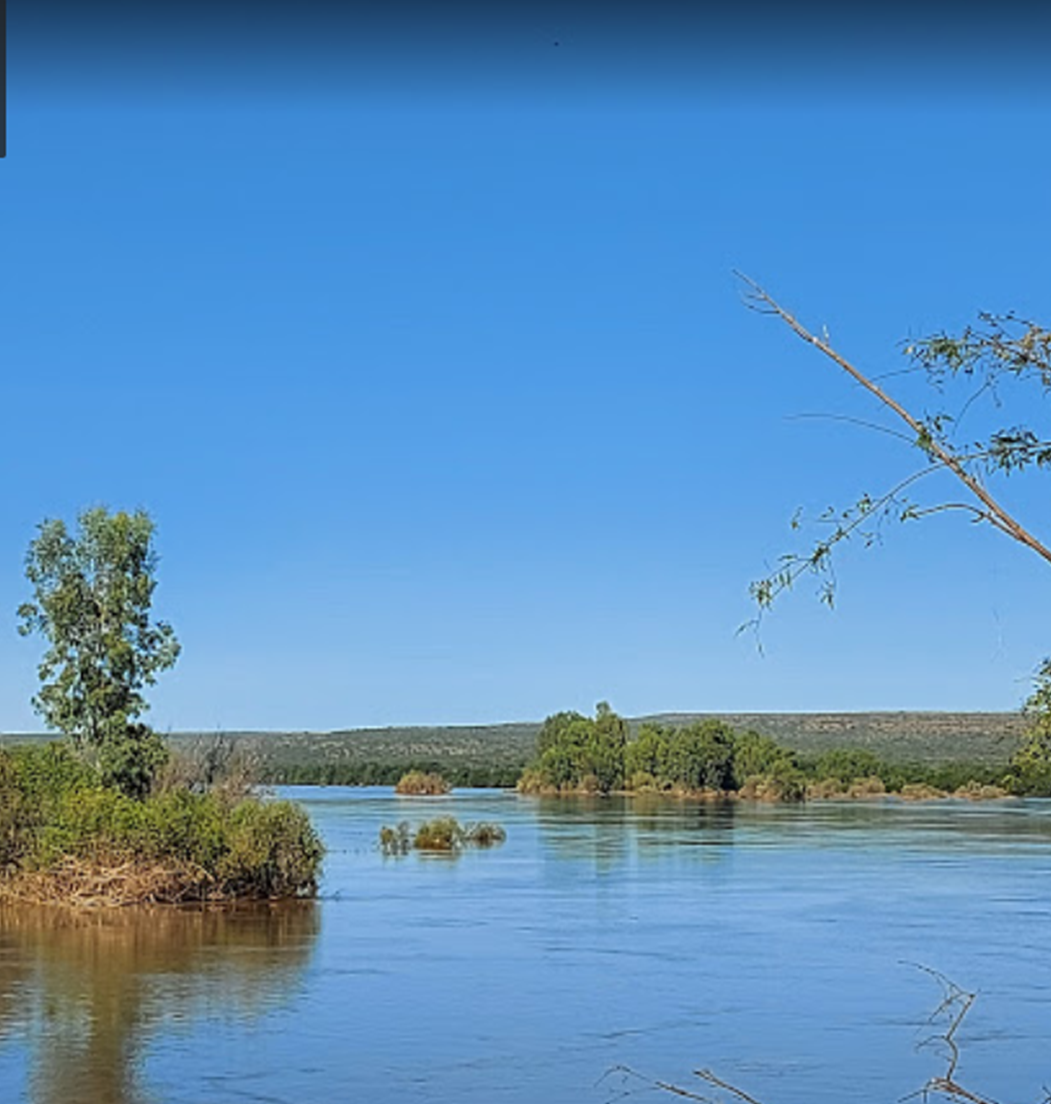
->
[1,788,1050,1104]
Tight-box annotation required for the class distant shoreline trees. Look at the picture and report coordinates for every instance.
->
[517,703,1026,800]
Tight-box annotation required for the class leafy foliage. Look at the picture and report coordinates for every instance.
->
[740,280,1051,788]
[740,280,1051,617]
[18,508,180,797]
[523,703,628,794]
[0,743,323,901]
[1006,660,1051,794]
[518,703,1018,800]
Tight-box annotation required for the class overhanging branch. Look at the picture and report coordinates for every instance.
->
[737,273,1051,569]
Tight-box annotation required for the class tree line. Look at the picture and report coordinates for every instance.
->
[516,702,1045,799]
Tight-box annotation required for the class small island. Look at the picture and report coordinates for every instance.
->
[1,508,322,908]
[514,702,1045,803]
[394,770,452,795]
[379,817,506,855]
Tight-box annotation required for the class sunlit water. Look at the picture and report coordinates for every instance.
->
[2,788,1050,1104]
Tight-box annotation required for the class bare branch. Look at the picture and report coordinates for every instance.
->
[693,1069,767,1104]
[785,412,916,445]
[611,968,1031,1104]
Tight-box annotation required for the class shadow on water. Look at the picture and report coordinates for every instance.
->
[0,902,320,1104]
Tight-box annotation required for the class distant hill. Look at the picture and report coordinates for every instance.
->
[635,712,1027,765]
[0,712,1028,775]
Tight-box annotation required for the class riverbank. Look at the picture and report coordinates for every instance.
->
[514,779,1013,802]
[0,743,323,908]
[1,711,1026,788]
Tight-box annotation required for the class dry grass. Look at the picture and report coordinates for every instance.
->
[394,770,451,796]
[899,782,948,800]
[952,781,1010,800]
[0,854,219,909]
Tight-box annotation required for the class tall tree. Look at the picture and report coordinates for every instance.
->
[18,507,180,797]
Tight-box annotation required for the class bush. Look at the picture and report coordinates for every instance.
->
[464,822,506,847]
[379,817,506,855]
[413,817,463,851]
[394,770,451,795]
[0,742,323,904]
[738,760,807,803]
[1006,718,1051,795]
[379,821,412,855]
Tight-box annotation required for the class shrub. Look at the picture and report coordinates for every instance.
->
[464,822,506,847]
[379,821,412,855]
[813,747,885,786]
[0,742,323,904]
[379,817,506,855]
[515,767,549,794]
[626,770,659,793]
[952,781,1009,801]
[899,782,947,800]
[847,775,887,798]
[413,817,463,851]
[394,770,451,795]
[739,761,807,803]
[1006,718,1051,795]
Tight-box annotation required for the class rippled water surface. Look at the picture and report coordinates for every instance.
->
[2,789,1051,1104]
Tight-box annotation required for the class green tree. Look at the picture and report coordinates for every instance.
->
[731,730,797,787]
[536,710,589,757]
[528,702,627,793]
[625,723,670,784]
[18,507,180,798]
[662,720,736,791]
[583,701,627,793]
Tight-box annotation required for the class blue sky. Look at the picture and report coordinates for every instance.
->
[3,4,1050,731]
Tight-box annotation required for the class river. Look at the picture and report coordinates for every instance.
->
[1,788,1050,1104]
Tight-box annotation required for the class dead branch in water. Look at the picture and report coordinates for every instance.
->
[603,968,1042,1104]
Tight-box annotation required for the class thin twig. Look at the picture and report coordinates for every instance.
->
[735,272,1051,568]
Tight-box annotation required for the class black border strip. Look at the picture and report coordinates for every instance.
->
[1,0,6,157]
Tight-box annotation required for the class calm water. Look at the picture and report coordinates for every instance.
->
[2,788,1051,1104]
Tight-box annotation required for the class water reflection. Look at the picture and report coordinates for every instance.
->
[531,794,1051,870]
[536,796,739,870]
[0,903,319,1104]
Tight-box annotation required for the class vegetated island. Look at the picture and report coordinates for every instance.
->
[2,507,323,909]
[514,703,1050,801]
[394,770,451,795]
[380,817,506,855]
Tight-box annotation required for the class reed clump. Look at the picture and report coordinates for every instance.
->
[379,816,505,855]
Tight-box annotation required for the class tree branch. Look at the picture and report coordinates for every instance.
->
[737,273,1051,569]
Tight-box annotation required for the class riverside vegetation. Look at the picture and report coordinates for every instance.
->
[516,702,1051,801]
[2,508,322,906]
[394,770,451,795]
[379,817,506,855]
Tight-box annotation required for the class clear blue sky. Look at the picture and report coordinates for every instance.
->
[3,3,1050,731]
